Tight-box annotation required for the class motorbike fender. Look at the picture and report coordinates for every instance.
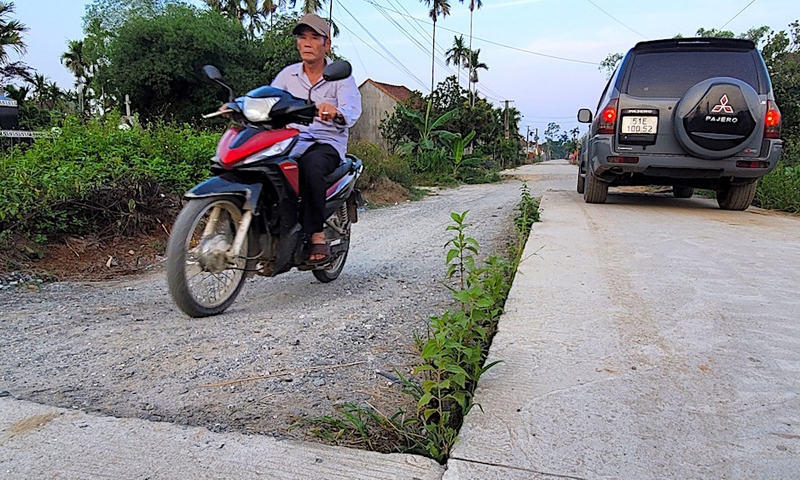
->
[185,174,263,213]
[346,189,364,224]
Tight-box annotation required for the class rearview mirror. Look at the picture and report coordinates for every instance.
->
[323,61,352,82]
[577,109,593,123]
[202,65,223,82]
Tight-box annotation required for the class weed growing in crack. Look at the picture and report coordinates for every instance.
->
[306,184,540,463]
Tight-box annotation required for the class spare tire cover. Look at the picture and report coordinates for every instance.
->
[674,77,761,159]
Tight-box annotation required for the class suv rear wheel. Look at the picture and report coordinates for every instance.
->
[717,181,757,211]
[673,186,694,198]
[584,171,608,204]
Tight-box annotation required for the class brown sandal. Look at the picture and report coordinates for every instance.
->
[308,242,331,264]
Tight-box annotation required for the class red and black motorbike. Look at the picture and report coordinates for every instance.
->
[166,61,363,318]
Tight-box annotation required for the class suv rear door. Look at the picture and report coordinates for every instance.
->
[615,39,769,159]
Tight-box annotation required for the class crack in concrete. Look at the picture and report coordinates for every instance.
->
[449,457,589,480]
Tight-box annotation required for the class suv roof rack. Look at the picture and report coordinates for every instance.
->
[633,37,756,53]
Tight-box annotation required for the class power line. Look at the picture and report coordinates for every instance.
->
[342,26,369,78]
[372,1,510,101]
[525,120,582,125]
[386,0,432,44]
[370,1,458,76]
[335,18,428,91]
[720,0,758,29]
[584,0,646,39]
[360,0,600,66]
[476,81,505,102]
[475,87,503,103]
[367,1,510,103]
[527,116,578,120]
[336,1,429,91]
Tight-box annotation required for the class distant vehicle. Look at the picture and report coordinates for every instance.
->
[576,38,783,210]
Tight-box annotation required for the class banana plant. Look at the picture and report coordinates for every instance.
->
[398,99,459,155]
[442,130,478,177]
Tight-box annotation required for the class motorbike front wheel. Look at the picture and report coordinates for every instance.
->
[167,197,253,317]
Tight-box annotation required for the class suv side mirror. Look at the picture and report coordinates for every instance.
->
[577,109,593,123]
[323,61,352,82]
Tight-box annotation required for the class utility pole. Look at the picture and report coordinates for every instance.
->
[504,100,510,140]
[526,125,531,161]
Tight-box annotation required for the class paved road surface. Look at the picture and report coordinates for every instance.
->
[450,184,800,479]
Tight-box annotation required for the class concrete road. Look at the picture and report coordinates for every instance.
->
[450,189,800,479]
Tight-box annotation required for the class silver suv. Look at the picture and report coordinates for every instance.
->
[577,38,783,210]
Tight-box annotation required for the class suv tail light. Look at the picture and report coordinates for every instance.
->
[764,101,781,139]
[598,99,618,135]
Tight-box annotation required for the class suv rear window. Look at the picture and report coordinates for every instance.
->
[625,51,761,98]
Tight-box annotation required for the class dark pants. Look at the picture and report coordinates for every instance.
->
[298,143,340,235]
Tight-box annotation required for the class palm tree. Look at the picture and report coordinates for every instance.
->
[3,83,28,104]
[261,0,287,26]
[300,0,325,13]
[467,48,487,96]
[43,81,63,110]
[465,0,482,99]
[421,0,451,93]
[0,1,26,65]
[285,0,325,14]
[205,0,268,34]
[61,40,91,86]
[445,35,469,86]
[28,73,49,109]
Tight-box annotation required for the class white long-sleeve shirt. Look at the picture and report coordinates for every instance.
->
[271,61,362,161]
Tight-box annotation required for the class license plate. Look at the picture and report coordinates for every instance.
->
[621,116,658,134]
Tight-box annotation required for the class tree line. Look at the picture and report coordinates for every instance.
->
[0,0,336,128]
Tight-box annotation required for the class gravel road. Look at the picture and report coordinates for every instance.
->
[0,172,572,440]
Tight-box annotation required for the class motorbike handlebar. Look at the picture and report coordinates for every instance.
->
[202,109,233,119]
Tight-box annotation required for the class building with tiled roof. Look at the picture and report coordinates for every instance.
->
[349,79,414,150]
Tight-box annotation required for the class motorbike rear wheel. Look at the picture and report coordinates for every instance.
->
[313,205,350,283]
[167,197,253,317]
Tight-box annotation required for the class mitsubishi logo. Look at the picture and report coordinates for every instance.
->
[711,95,735,114]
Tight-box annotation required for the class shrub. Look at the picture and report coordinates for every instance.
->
[753,139,800,212]
[348,140,413,189]
[756,162,800,213]
[0,114,219,239]
[410,149,450,176]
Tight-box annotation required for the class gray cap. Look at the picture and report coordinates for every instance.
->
[292,13,331,38]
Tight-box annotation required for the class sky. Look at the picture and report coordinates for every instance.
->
[11,0,800,135]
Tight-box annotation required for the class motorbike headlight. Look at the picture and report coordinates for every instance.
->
[243,137,296,164]
[242,96,279,122]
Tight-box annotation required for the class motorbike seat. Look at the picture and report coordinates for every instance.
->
[322,154,362,187]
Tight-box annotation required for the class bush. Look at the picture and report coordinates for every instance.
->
[753,139,800,212]
[0,114,219,239]
[348,140,413,189]
[410,149,450,177]
[756,162,800,213]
